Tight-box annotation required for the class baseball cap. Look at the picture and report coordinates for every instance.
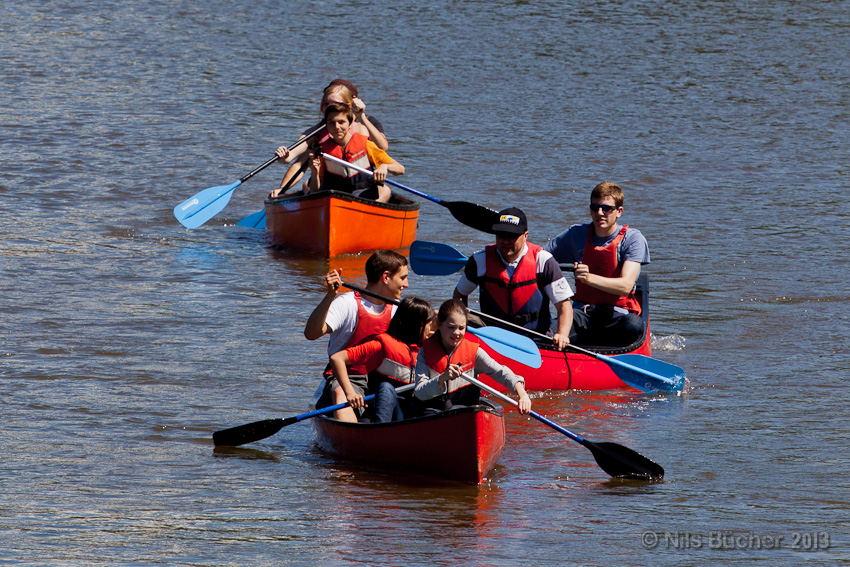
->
[491,207,528,235]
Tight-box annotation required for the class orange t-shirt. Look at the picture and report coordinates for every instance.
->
[365,140,393,168]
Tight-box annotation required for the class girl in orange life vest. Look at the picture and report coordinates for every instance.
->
[414,299,532,414]
[328,297,435,423]
[306,102,404,203]
[271,79,388,197]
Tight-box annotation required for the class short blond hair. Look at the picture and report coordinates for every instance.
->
[590,182,623,207]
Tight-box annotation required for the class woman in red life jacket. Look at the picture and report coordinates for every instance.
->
[305,102,404,202]
[271,79,388,197]
[414,299,532,414]
[328,297,435,423]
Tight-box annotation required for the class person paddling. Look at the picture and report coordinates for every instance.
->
[414,299,531,414]
[452,207,574,351]
[328,297,435,422]
[303,102,404,202]
[543,182,649,346]
[304,250,410,414]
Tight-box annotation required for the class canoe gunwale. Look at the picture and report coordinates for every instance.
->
[264,189,420,212]
[311,397,505,427]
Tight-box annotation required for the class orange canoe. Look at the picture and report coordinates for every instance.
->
[264,190,420,257]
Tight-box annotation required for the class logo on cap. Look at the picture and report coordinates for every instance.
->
[499,215,520,225]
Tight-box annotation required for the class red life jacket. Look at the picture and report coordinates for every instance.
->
[319,131,375,194]
[421,334,479,394]
[573,225,641,314]
[372,333,420,385]
[343,292,394,374]
[479,243,548,329]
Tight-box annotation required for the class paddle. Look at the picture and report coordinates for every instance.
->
[236,151,314,228]
[410,240,576,276]
[338,282,541,368]
[460,372,664,480]
[174,124,326,229]
[213,383,416,447]
[236,208,266,229]
[465,326,542,369]
[468,307,685,393]
[320,153,502,234]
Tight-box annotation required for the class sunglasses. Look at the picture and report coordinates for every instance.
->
[589,203,619,213]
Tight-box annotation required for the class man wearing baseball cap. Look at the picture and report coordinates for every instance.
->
[453,207,573,351]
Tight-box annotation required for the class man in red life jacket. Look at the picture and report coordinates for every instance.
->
[452,207,574,351]
[304,250,409,420]
[543,182,650,346]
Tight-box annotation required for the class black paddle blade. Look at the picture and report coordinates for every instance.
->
[212,416,296,447]
[445,201,501,234]
[583,440,665,480]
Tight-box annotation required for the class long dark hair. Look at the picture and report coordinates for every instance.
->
[386,297,434,346]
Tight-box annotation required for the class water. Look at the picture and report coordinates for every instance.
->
[2,1,848,565]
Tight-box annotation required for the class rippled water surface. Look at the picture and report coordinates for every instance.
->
[2,1,848,565]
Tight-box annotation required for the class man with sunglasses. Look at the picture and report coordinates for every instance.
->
[543,182,650,347]
[453,207,574,351]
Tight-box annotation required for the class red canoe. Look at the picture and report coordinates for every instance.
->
[264,190,420,257]
[478,274,652,392]
[311,399,506,484]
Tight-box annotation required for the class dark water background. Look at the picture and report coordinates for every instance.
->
[2,1,848,565]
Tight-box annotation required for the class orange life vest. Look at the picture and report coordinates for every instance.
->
[573,225,641,314]
[421,334,479,394]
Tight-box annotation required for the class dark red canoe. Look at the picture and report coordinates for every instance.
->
[311,399,506,484]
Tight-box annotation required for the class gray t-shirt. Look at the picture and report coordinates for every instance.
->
[544,223,650,313]
[543,223,650,266]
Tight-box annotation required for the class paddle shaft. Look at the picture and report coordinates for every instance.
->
[460,372,584,443]
[409,240,574,276]
[240,124,326,184]
[321,153,443,204]
[213,383,415,446]
[293,382,416,421]
[420,254,576,273]
[236,157,314,228]
[460,372,664,479]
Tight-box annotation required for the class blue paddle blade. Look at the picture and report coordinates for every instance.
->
[409,240,468,276]
[236,209,266,229]
[468,327,542,369]
[174,180,242,229]
[607,353,686,393]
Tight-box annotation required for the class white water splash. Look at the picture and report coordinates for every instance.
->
[650,333,687,351]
